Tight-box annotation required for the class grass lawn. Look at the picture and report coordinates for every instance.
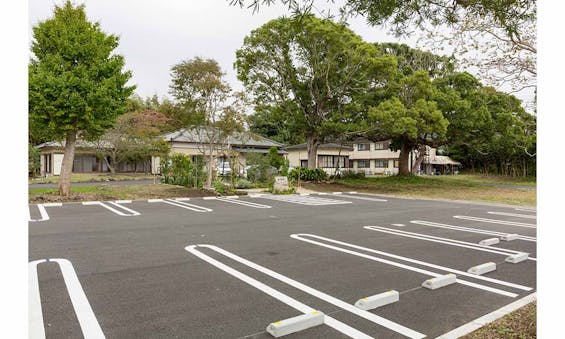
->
[462,302,536,339]
[301,174,536,206]
[29,183,215,203]
[29,173,157,184]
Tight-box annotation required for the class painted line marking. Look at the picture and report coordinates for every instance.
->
[162,199,213,212]
[487,211,536,220]
[29,204,51,222]
[391,224,406,227]
[29,259,105,339]
[174,197,191,201]
[454,216,536,228]
[436,293,536,338]
[411,220,536,242]
[81,201,140,216]
[42,203,63,207]
[364,226,536,261]
[514,207,536,213]
[202,197,217,200]
[338,194,388,202]
[186,246,374,339]
[114,200,131,204]
[147,198,164,203]
[187,245,425,339]
[215,197,272,209]
[254,194,352,206]
[29,259,46,339]
[291,234,528,295]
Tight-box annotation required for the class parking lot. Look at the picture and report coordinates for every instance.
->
[29,192,537,338]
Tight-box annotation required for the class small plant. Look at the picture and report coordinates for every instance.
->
[335,170,365,180]
[213,179,227,195]
[235,178,253,189]
[288,168,327,182]
[272,187,296,194]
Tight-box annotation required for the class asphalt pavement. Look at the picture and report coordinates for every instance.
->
[28,193,537,339]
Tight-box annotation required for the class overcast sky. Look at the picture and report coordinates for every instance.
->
[28,0,416,98]
[28,0,532,107]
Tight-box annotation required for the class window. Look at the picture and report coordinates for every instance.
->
[357,143,370,151]
[374,142,385,150]
[393,160,399,168]
[357,160,370,168]
[300,160,308,168]
[319,155,334,168]
[375,159,389,168]
[319,155,347,168]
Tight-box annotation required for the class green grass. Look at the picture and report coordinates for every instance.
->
[29,173,157,184]
[29,183,215,203]
[302,174,536,206]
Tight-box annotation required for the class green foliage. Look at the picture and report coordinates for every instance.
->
[160,154,204,187]
[235,178,253,189]
[245,153,275,183]
[288,168,327,182]
[280,158,290,176]
[29,144,41,178]
[213,179,227,195]
[336,170,365,180]
[268,147,283,170]
[236,15,397,165]
[29,1,134,142]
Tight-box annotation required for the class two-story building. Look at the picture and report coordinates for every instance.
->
[285,139,461,175]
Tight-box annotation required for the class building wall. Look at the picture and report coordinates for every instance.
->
[285,148,350,175]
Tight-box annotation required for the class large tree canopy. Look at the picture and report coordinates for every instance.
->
[29,1,134,195]
[236,14,396,168]
[368,70,449,175]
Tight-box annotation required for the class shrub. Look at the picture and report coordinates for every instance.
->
[213,179,227,194]
[336,170,365,180]
[288,168,327,182]
[235,178,253,189]
[160,154,204,188]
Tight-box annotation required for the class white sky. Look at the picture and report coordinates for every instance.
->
[28,0,532,106]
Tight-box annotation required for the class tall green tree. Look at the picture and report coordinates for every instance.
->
[29,1,134,195]
[235,15,396,168]
[169,57,247,189]
[368,71,449,175]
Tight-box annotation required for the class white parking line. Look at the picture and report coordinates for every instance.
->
[29,259,104,339]
[29,203,63,222]
[437,292,536,338]
[411,221,536,242]
[337,194,388,202]
[515,207,536,213]
[253,194,352,206]
[82,201,140,216]
[487,211,536,220]
[29,260,46,339]
[454,216,536,228]
[364,226,536,261]
[214,197,272,209]
[291,234,530,295]
[186,246,374,339]
[162,199,213,212]
[186,245,426,339]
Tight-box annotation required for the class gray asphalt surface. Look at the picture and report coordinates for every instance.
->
[29,193,537,339]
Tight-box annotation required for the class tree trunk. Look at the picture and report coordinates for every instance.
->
[306,134,319,169]
[398,142,412,176]
[103,155,115,175]
[205,143,214,189]
[58,131,77,196]
[411,145,427,174]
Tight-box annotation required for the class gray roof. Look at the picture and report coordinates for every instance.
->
[285,143,353,151]
[35,140,113,149]
[162,127,284,148]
